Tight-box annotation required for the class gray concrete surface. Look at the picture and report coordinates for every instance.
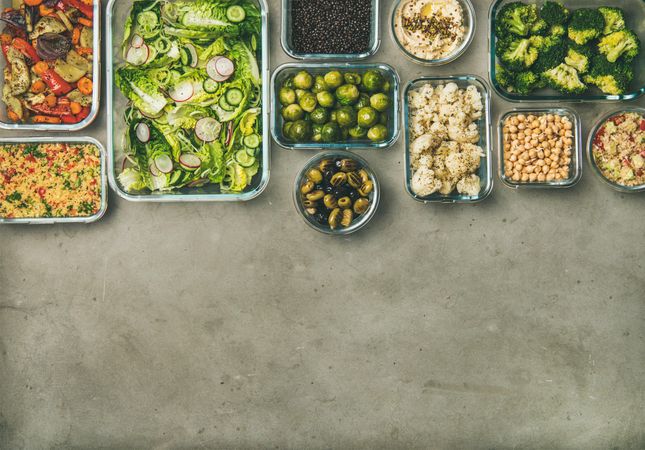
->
[1,0,645,448]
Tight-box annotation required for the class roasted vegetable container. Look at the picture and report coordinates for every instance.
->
[280,0,380,60]
[489,0,645,102]
[0,136,107,224]
[403,75,492,203]
[271,63,400,150]
[0,0,100,131]
[106,0,270,201]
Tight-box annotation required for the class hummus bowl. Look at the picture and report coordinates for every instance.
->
[390,0,475,66]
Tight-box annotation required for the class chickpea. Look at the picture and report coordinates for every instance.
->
[563,121,572,130]
[509,154,517,162]
[509,125,518,133]
[529,173,538,182]
[537,173,546,182]
[521,173,529,182]
[512,173,521,181]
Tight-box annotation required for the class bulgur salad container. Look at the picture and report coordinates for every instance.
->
[0,136,107,224]
[0,0,100,131]
[403,75,492,204]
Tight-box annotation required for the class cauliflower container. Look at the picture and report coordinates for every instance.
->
[403,75,492,204]
[488,0,645,102]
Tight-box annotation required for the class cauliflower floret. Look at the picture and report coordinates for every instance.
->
[429,122,448,141]
[438,178,457,195]
[410,134,440,157]
[411,166,442,197]
[445,152,468,178]
[438,104,456,121]
[457,174,481,196]
[459,143,483,171]
[439,82,459,104]
[418,154,433,168]
[448,121,480,143]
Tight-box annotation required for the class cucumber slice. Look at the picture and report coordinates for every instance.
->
[246,146,257,157]
[169,170,182,185]
[243,133,260,149]
[179,47,189,66]
[203,78,219,93]
[235,149,255,168]
[226,5,246,23]
[225,88,244,106]
[218,96,234,112]
[136,11,159,37]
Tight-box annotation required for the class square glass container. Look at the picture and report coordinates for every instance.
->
[498,108,582,189]
[0,0,101,131]
[281,0,380,60]
[488,0,645,102]
[106,0,270,202]
[271,63,400,150]
[0,136,107,224]
[587,107,645,193]
[403,75,493,204]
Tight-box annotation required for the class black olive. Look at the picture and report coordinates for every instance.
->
[348,189,359,201]
[314,183,324,191]
[333,186,350,198]
[324,184,334,194]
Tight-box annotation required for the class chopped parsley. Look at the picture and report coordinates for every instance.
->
[78,201,96,215]
[6,191,21,202]
[23,145,46,158]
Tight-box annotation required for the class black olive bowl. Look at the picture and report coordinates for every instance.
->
[293,150,380,235]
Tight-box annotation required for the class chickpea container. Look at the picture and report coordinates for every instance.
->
[498,108,582,189]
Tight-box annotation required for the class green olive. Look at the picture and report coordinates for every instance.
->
[306,168,323,184]
[336,106,357,128]
[336,84,360,106]
[289,120,312,141]
[330,172,347,187]
[282,104,304,122]
[361,70,385,93]
[347,172,362,189]
[312,75,329,94]
[357,107,379,128]
[367,124,388,142]
[306,190,325,201]
[359,169,369,183]
[321,122,341,143]
[323,194,338,209]
[279,87,296,105]
[316,91,335,109]
[324,71,343,89]
[293,71,313,90]
[341,208,353,227]
[348,125,368,139]
[370,93,390,112]
[344,72,361,85]
[337,196,351,209]
[328,208,342,229]
[353,197,370,215]
[302,199,318,208]
[318,159,335,172]
[358,180,374,196]
[299,92,318,113]
[339,158,358,173]
[301,180,315,195]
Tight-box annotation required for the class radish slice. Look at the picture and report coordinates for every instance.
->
[168,81,194,103]
[135,122,150,143]
[194,117,222,142]
[154,154,173,173]
[126,44,149,66]
[185,43,198,68]
[179,153,201,171]
[215,56,235,77]
[149,161,160,177]
[207,57,232,82]
[131,34,144,48]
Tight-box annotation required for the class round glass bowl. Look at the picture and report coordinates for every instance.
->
[293,151,380,235]
[390,0,475,66]
[587,107,645,193]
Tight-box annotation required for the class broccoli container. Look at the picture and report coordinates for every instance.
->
[488,0,645,102]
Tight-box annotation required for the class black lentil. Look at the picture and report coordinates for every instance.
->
[290,0,372,55]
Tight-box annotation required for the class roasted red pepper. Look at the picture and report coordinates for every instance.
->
[41,69,72,95]
[12,38,40,63]
[29,101,72,117]
[61,115,77,124]
[75,105,90,122]
[60,0,93,18]
[1,43,9,62]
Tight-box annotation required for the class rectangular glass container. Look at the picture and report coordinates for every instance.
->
[0,136,107,224]
[403,75,493,204]
[281,0,380,60]
[498,108,582,189]
[0,0,101,131]
[106,0,270,202]
[488,0,645,102]
[271,63,400,150]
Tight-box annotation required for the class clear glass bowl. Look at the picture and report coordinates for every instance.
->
[498,108,582,189]
[489,0,645,102]
[390,0,476,66]
[403,75,493,203]
[281,0,380,60]
[0,136,107,224]
[106,0,270,202]
[0,0,101,131]
[271,63,400,150]
[586,107,645,193]
[293,151,380,235]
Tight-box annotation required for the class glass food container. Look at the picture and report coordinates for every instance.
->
[106,0,270,202]
[0,136,107,224]
[390,0,476,66]
[293,150,380,235]
[0,0,101,131]
[498,108,582,189]
[586,107,645,193]
[488,0,645,102]
[281,0,380,60]
[271,63,400,150]
[403,75,493,204]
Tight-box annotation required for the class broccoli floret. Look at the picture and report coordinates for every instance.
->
[583,55,634,95]
[542,63,587,94]
[496,2,539,37]
[495,63,516,91]
[568,9,604,45]
[531,37,566,72]
[531,19,549,36]
[514,71,541,94]
[529,35,561,51]
[549,24,566,37]
[497,37,539,71]
[598,30,641,63]
[540,1,570,26]
[564,43,593,74]
[598,6,625,35]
